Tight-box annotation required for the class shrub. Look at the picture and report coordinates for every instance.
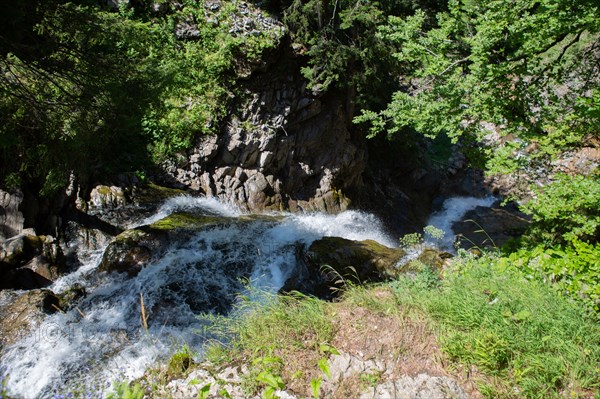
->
[522,174,600,246]
[500,240,600,313]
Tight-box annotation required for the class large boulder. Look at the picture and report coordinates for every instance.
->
[453,202,530,249]
[283,237,405,298]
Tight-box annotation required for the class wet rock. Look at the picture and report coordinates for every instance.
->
[99,212,280,276]
[63,182,186,266]
[307,237,405,281]
[57,283,87,311]
[0,289,61,347]
[453,202,530,249]
[284,237,405,297]
[99,228,167,276]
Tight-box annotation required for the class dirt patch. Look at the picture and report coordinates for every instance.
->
[329,288,484,398]
[276,347,323,397]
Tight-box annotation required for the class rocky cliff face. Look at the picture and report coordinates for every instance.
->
[161,68,366,213]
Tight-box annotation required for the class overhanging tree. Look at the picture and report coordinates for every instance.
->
[355,0,600,172]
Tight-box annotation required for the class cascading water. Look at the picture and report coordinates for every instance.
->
[426,196,497,251]
[0,196,397,398]
[1,194,494,397]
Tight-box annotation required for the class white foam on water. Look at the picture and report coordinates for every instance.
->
[2,198,399,398]
[426,196,496,251]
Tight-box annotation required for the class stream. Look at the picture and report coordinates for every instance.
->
[1,195,492,398]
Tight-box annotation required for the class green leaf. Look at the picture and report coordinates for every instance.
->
[318,357,331,379]
[311,377,322,399]
[256,371,285,389]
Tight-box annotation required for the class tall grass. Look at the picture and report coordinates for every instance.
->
[203,291,333,359]
[200,291,334,397]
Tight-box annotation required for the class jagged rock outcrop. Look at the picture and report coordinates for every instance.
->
[161,62,366,213]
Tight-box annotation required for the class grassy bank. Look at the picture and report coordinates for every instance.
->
[186,253,600,399]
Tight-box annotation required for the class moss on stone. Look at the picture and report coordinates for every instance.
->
[148,212,226,231]
[307,237,405,283]
[112,228,150,245]
[136,183,186,206]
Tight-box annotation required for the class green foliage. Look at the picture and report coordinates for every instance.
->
[359,371,383,388]
[310,376,322,399]
[282,0,442,109]
[107,381,144,399]
[204,291,333,357]
[400,225,445,250]
[0,0,283,195]
[200,291,333,397]
[0,2,161,193]
[356,0,600,170]
[521,174,600,246]
[399,232,423,249]
[239,354,286,399]
[500,240,600,313]
[197,383,211,399]
[0,371,9,399]
[391,255,600,398]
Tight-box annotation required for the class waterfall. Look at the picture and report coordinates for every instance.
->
[1,196,396,398]
[1,194,494,397]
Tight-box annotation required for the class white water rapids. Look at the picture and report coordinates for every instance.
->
[1,194,493,398]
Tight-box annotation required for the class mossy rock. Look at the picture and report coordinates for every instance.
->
[57,283,87,311]
[305,237,406,285]
[147,212,282,232]
[99,227,167,276]
[415,248,453,270]
[167,348,194,379]
[148,212,226,231]
[135,183,186,207]
[99,212,279,276]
